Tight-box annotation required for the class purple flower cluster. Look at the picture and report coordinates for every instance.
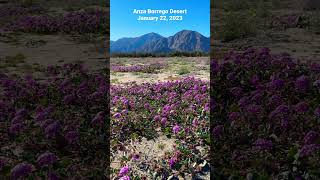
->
[0,63,107,178]
[3,9,107,34]
[211,48,320,178]
[111,77,209,176]
[36,152,58,167]
[10,163,34,180]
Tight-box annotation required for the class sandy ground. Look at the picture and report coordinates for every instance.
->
[213,28,320,63]
[111,57,210,84]
[0,32,107,76]
[211,1,320,62]
[111,134,209,180]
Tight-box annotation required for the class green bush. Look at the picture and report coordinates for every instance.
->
[177,66,190,75]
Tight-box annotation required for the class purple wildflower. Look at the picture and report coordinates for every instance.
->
[203,103,209,111]
[37,152,58,167]
[212,125,223,139]
[0,158,6,171]
[253,138,273,151]
[168,157,177,168]
[192,118,199,127]
[47,171,60,180]
[119,165,130,177]
[15,108,27,117]
[250,74,260,86]
[246,104,263,115]
[267,94,283,107]
[274,105,290,115]
[303,131,318,145]
[172,125,181,134]
[113,112,121,118]
[11,115,23,124]
[314,107,320,117]
[227,72,236,81]
[295,75,310,93]
[119,176,130,180]
[238,96,250,108]
[64,131,79,144]
[91,111,105,126]
[313,80,320,88]
[228,112,241,121]
[211,59,219,74]
[230,87,243,97]
[44,121,60,138]
[161,118,167,126]
[294,102,309,113]
[268,78,285,90]
[63,94,75,105]
[132,154,140,161]
[153,115,160,122]
[10,163,34,180]
[299,144,320,158]
[9,123,24,135]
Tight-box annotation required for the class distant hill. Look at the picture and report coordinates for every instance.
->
[110,30,210,54]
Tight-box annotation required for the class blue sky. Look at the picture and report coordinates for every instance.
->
[111,0,210,41]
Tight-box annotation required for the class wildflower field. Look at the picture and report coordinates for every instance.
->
[211,48,320,179]
[0,1,108,179]
[110,57,210,179]
[0,64,108,179]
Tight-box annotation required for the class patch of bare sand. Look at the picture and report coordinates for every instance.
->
[110,57,210,84]
[111,135,176,178]
[111,72,209,84]
[0,33,106,72]
[214,28,320,63]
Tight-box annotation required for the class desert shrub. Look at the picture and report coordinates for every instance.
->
[177,66,190,75]
[221,11,257,42]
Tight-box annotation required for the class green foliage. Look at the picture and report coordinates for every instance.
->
[177,66,190,75]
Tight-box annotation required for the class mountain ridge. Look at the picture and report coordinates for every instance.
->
[111,30,209,54]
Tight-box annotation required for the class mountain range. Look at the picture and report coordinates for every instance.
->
[110,30,210,54]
